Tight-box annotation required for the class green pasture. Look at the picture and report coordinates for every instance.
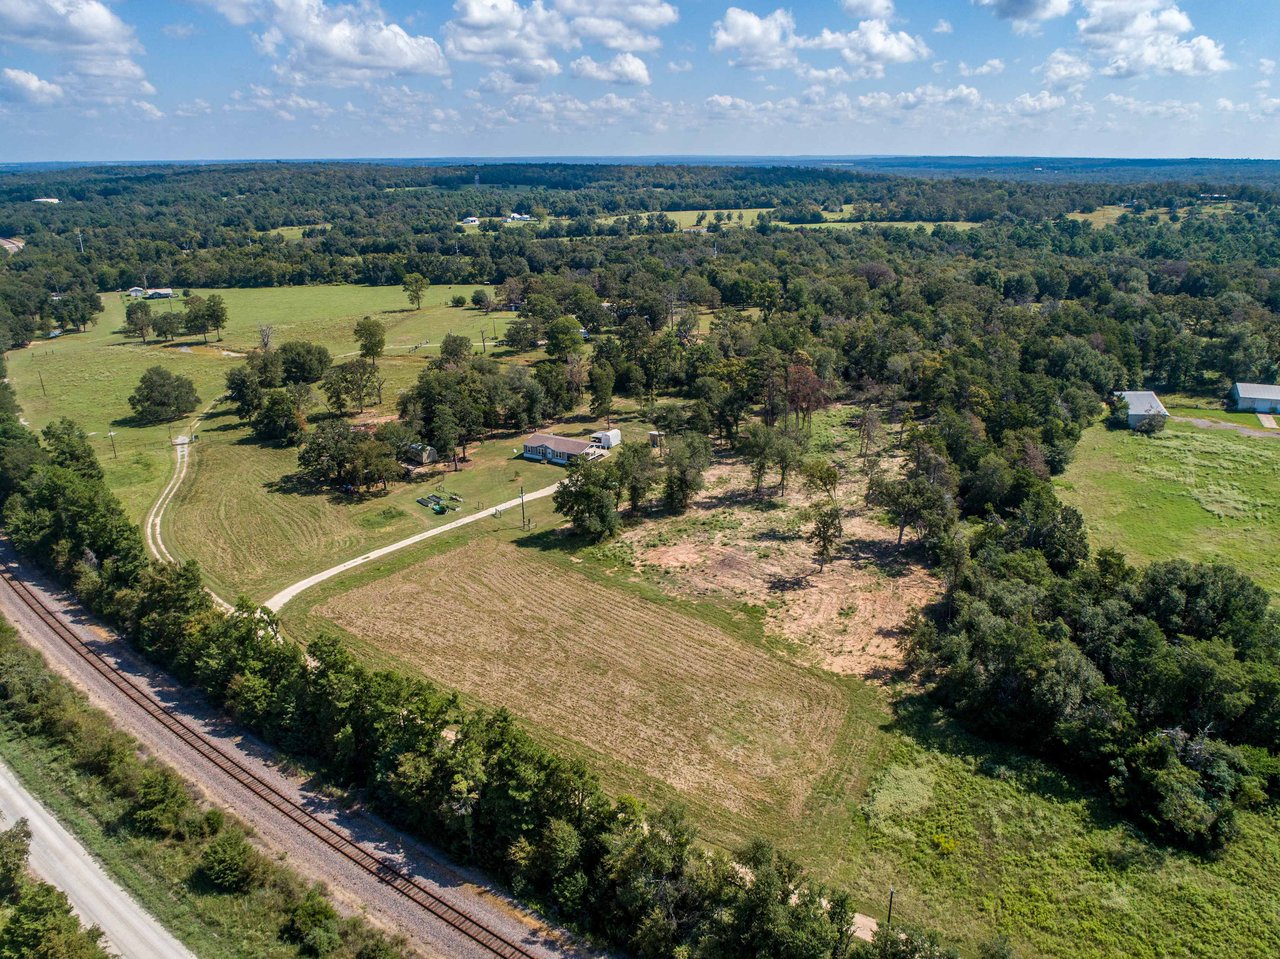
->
[4,284,506,521]
[1057,421,1280,594]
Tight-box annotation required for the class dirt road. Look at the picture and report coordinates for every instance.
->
[0,544,592,959]
[144,401,234,612]
[0,759,196,958]
[1171,415,1280,440]
[264,480,561,612]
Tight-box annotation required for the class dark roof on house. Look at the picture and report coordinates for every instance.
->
[524,432,593,455]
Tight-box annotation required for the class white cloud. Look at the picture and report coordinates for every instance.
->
[554,0,678,52]
[489,89,671,133]
[0,0,153,100]
[445,0,575,81]
[133,99,164,119]
[1260,58,1276,76]
[202,0,448,85]
[811,19,930,79]
[1037,48,1093,87]
[976,0,1073,33]
[668,59,692,73]
[174,97,213,117]
[842,0,894,17]
[859,83,984,112]
[230,82,335,120]
[570,52,650,85]
[711,7,928,80]
[960,58,1005,76]
[163,22,196,39]
[1102,91,1200,119]
[711,8,800,71]
[1077,0,1230,77]
[933,18,953,34]
[1010,89,1065,113]
[0,67,65,105]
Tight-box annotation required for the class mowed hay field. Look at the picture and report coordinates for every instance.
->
[318,537,845,817]
[5,283,505,522]
[285,517,1280,959]
[1056,421,1280,594]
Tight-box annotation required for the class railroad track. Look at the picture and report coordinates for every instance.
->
[0,566,543,959]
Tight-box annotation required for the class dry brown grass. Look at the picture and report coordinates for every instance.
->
[316,538,848,818]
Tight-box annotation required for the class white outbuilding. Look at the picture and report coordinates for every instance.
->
[590,428,622,449]
[1230,383,1280,414]
[1115,390,1169,430]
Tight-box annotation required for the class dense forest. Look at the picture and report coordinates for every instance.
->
[2,162,1280,956]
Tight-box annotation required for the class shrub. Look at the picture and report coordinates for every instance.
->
[200,828,255,892]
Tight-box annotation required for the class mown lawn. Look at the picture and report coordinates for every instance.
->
[1056,421,1280,595]
[282,510,1280,959]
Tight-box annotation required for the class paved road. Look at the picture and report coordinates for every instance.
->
[263,481,562,612]
[0,758,195,959]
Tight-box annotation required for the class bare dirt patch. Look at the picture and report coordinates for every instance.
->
[316,538,848,819]
[628,454,938,681]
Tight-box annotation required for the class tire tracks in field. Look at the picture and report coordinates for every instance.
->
[144,400,234,612]
[263,481,561,612]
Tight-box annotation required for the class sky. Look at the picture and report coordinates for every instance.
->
[1,0,1279,162]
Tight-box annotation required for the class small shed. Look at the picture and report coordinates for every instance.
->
[1230,383,1280,414]
[126,287,146,298]
[590,429,622,449]
[1116,390,1168,430]
[647,430,664,449]
[405,443,438,465]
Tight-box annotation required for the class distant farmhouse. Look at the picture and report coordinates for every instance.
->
[1230,383,1280,414]
[1115,390,1169,430]
[127,287,175,299]
[460,216,480,225]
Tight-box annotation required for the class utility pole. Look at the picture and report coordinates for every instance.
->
[38,372,46,397]
[887,887,895,928]
[107,430,117,460]
[519,485,526,530]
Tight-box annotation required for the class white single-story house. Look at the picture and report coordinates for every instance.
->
[146,288,175,299]
[1116,390,1169,429]
[1230,383,1280,414]
[590,429,622,449]
[126,287,147,298]
[460,216,480,225]
[405,443,438,465]
[521,432,602,465]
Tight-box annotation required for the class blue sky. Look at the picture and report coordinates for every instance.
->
[1,0,1278,161]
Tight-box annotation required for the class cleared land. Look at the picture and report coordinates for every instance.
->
[284,408,1280,958]
[286,493,1280,959]
[4,283,503,523]
[1057,420,1280,594]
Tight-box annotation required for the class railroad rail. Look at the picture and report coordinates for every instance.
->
[0,565,543,959]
